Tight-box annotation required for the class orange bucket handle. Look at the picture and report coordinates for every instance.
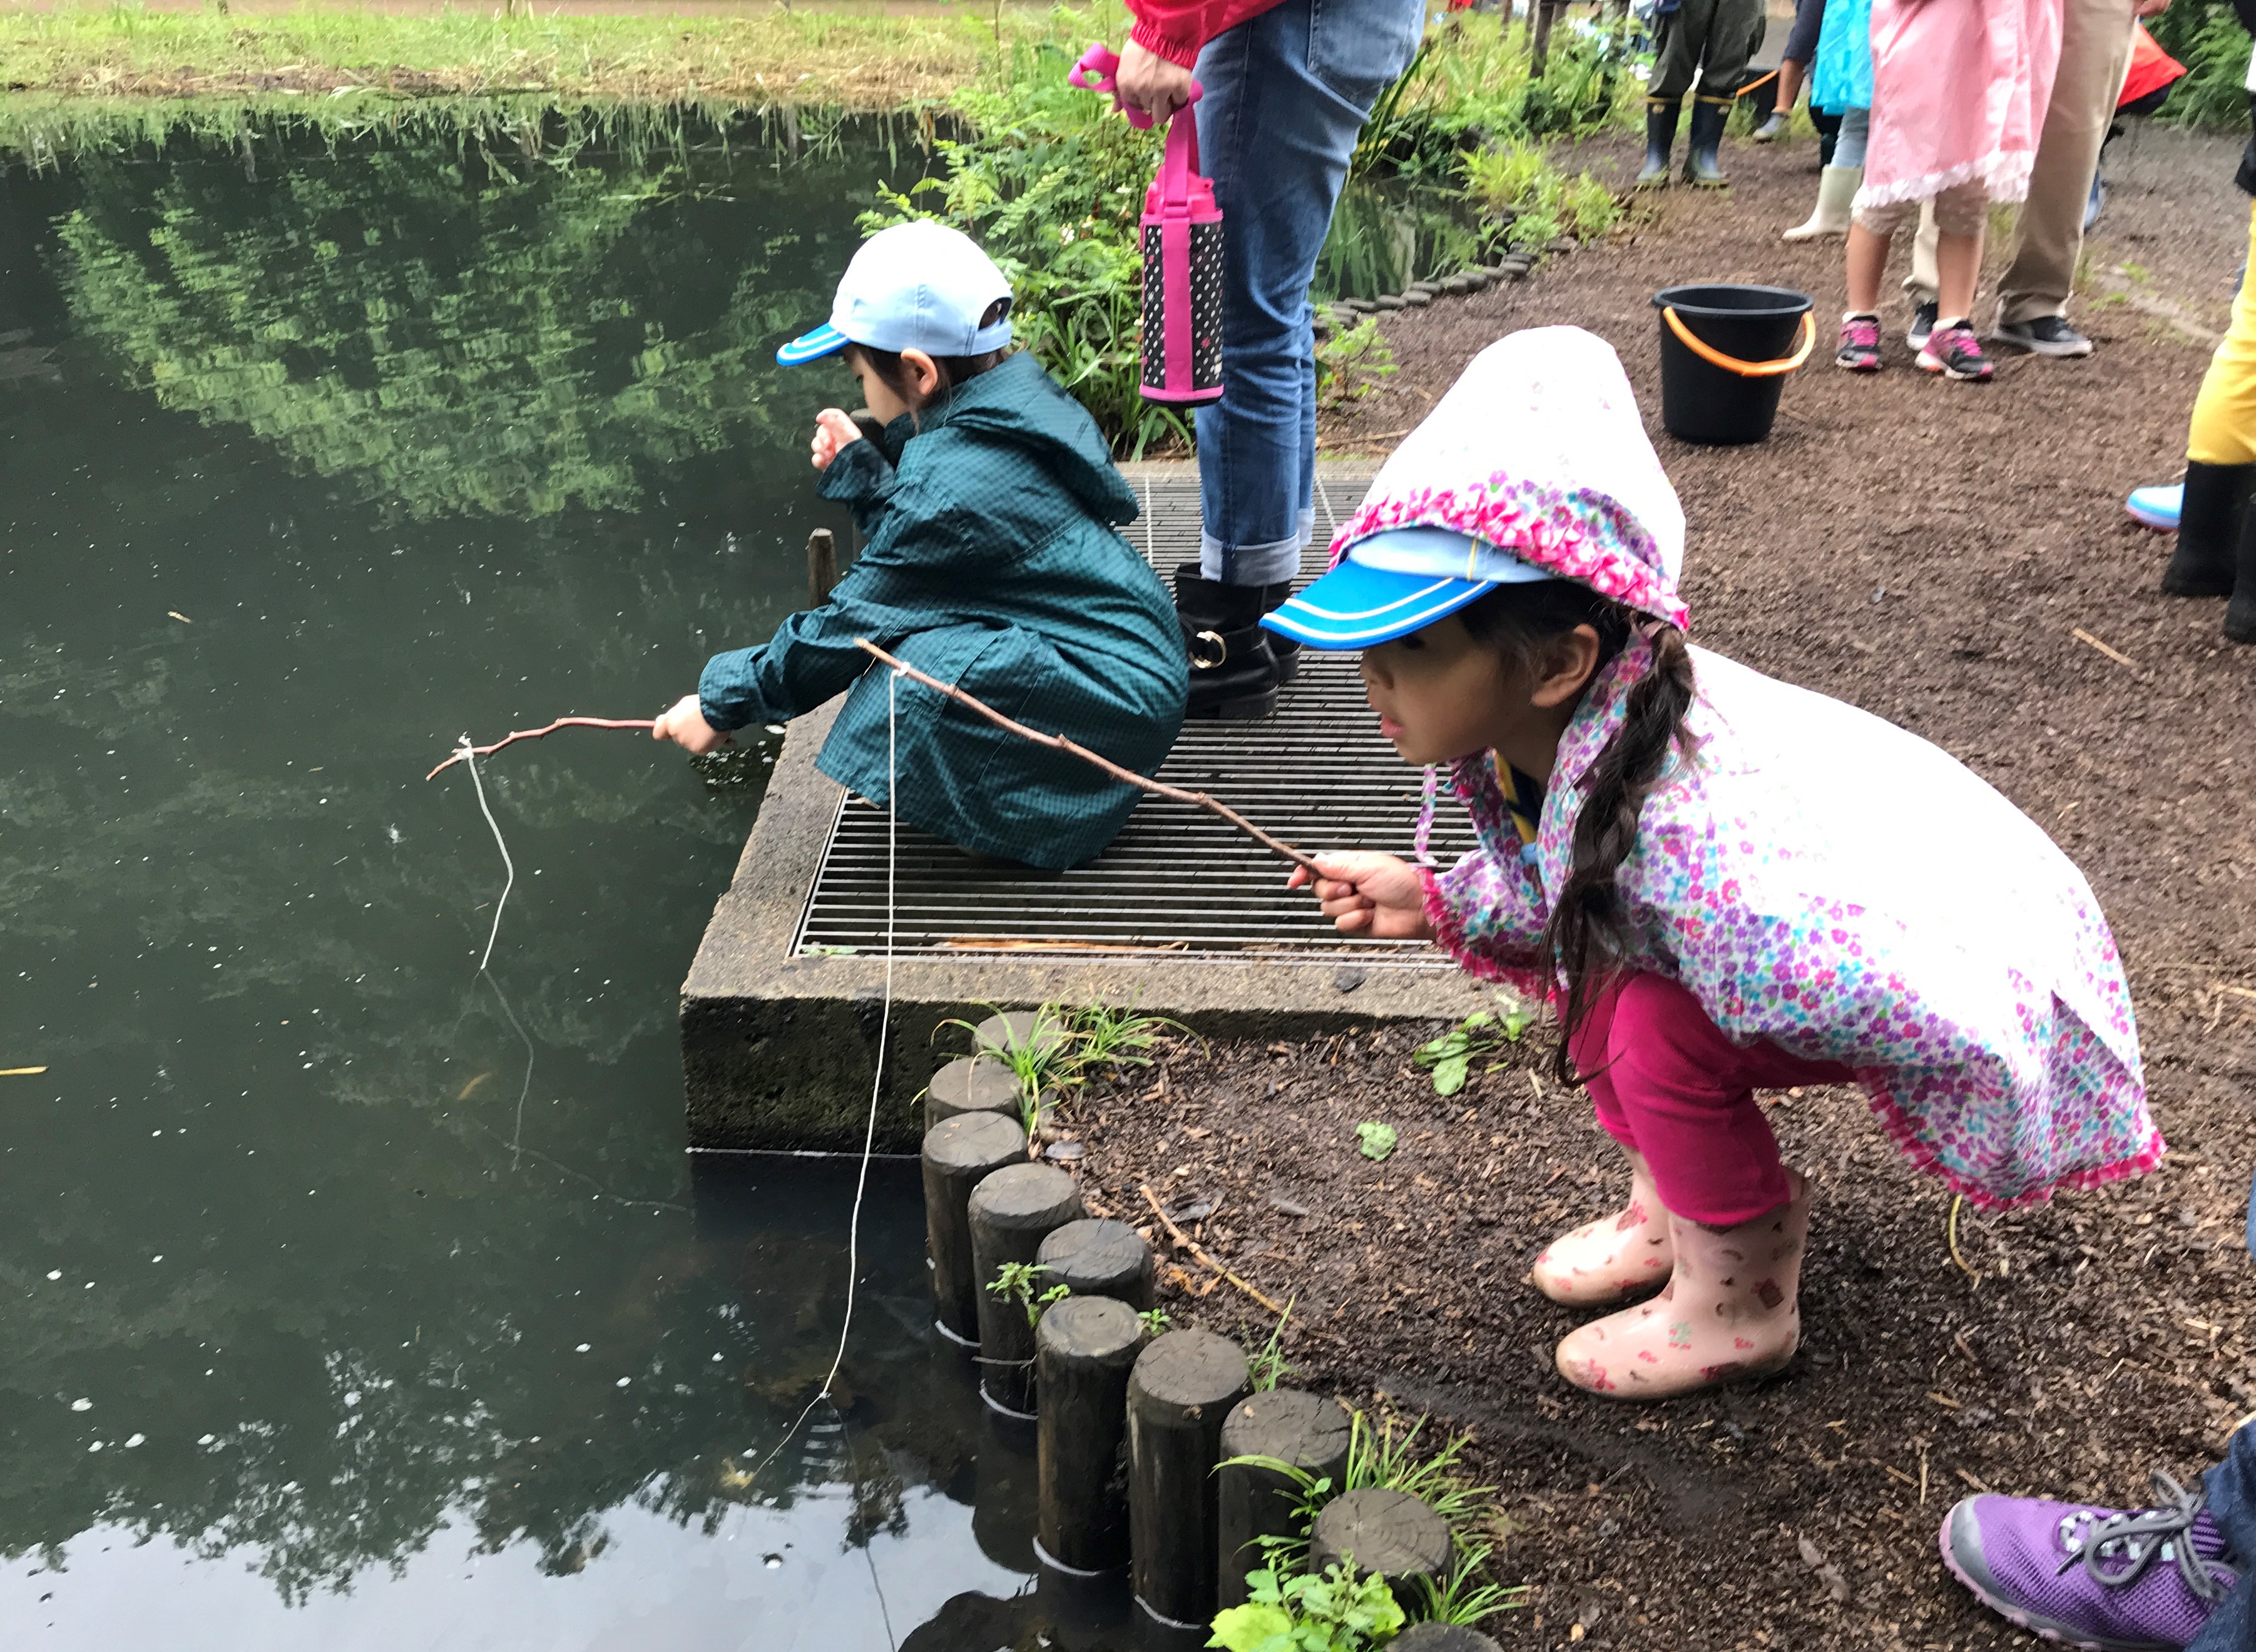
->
[1660,307,1815,377]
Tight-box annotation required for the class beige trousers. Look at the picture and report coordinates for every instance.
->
[1905,0,2136,320]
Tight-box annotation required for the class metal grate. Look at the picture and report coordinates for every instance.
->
[795,470,1474,964]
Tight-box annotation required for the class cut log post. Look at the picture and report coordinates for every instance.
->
[968,1163,1085,1415]
[1309,1486,1453,1603]
[1128,1329,1251,1628]
[1037,1216,1154,1310]
[1035,1295,1145,1573]
[926,1054,1026,1133]
[1216,1389,1353,1608]
[972,1405,1041,1571]
[921,1112,1028,1345]
[974,1008,1066,1060]
[806,528,838,607]
[1391,1626,1504,1652]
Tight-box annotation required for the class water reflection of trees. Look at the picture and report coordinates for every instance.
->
[47,110,926,521]
[0,108,997,1606]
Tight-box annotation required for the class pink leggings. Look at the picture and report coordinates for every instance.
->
[1567,972,1854,1228]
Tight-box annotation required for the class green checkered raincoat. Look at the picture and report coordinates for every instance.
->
[698,352,1188,869]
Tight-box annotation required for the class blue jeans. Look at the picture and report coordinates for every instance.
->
[1192,0,1426,585]
[2184,1161,2256,1651]
[2190,1420,2255,1652]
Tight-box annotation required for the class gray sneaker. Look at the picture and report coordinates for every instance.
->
[1907,300,1938,352]
[1994,315,2094,357]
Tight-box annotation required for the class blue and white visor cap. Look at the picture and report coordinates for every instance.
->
[1260,526,1549,650]
[776,220,1014,366]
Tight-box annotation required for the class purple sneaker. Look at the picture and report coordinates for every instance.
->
[1939,1471,2240,1651]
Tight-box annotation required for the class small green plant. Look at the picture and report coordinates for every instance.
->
[1315,316,1397,411]
[1414,1539,1528,1627]
[1209,1561,1405,1652]
[1412,999,1533,1096]
[1138,1305,1172,1337]
[1345,1410,1498,1532]
[987,1260,1069,1327]
[1354,1121,1397,1161]
[942,997,1193,1134]
[1247,1298,1296,1393]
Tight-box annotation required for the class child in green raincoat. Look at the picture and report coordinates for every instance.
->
[654,222,1189,869]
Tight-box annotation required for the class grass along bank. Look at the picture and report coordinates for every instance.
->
[0,1,998,105]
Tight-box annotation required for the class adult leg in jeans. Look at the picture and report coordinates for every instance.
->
[1994,0,2136,349]
[1184,0,1423,720]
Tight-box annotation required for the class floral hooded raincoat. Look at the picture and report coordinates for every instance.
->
[1340,327,2159,1211]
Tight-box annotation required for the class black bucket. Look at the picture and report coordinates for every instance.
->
[1651,283,1815,446]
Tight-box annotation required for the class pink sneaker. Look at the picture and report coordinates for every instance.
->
[1919,322,1995,381]
[1835,313,1882,372]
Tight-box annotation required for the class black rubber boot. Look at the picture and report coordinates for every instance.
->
[1174,564,1280,720]
[2162,460,2255,598]
[1260,581,1301,683]
[1637,101,1678,189]
[1683,98,1729,187]
[2228,502,2256,644]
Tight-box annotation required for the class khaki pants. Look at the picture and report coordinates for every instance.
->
[1904,0,2135,320]
[2188,203,2256,466]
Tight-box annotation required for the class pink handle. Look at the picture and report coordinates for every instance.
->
[1155,111,1202,214]
[1069,41,1200,131]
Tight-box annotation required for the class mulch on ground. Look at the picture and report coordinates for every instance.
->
[1063,133,2256,1651]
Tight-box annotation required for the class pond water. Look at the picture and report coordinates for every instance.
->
[0,103,1454,1650]
[0,107,1168,1651]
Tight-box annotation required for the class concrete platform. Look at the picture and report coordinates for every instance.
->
[681,462,1496,1153]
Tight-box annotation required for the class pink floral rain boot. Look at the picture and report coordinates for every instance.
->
[1528,1147,1673,1307]
[1554,1168,1811,1400]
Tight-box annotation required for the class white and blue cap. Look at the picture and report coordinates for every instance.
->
[777,219,1014,366]
[1262,326,1690,649]
[1262,526,1551,648]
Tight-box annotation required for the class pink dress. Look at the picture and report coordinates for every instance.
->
[1857,0,2064,211]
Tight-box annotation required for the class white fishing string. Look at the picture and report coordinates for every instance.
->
[742,665,901,1497]
[457,738,513,974]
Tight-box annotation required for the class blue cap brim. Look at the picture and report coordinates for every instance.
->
[777,324,850,366]
[1260,561,1493,649]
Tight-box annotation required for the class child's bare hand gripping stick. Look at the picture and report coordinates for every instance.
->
[652,695,730,755]
[1286,853,1434,940]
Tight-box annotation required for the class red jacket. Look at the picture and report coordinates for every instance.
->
[1128,0,1288,67]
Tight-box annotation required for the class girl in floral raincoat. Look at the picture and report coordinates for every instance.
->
[1263,326,2158,1400]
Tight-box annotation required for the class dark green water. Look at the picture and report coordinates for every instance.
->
[0,109,1102,1650]
[0,105,1456,1649]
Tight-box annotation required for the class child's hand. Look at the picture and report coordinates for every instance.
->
[652,694,730,755]
[810,408,863,471]
[1287,852,1433,939]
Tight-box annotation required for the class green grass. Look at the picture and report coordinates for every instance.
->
[0,1,992,107]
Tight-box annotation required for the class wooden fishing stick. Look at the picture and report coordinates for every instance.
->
[853,638,1325,876]
[426,718,658,782]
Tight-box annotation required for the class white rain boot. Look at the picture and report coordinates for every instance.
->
[1783,166,1860,243]
[1554,1168,1811,1401]
[1528,1146,1673,1307]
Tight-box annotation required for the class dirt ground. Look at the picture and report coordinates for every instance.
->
[1063,132,2256,1650]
